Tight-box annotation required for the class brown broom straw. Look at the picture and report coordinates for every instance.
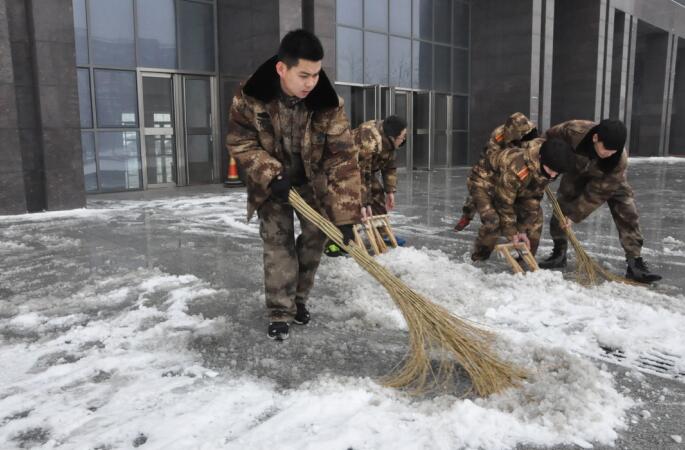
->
[289,189,526,396]
[544,187,641,286]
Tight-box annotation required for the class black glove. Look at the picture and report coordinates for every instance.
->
[338,224,355,246]
[269,172,291,202]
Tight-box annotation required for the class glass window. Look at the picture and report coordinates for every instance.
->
[72,0,88,65]
[389,0,411,36]
[179,0,215,72]
[94,70,138,128]
[336,26,363,83]
[90,0,135,67]
[453,1,469,48]
[413,0,433,41]
[137,0,177,69]
[186,79,211,129]
[412,41,432,89]
[81,132,97,192]
[453,48,468,93]
[97,131,141,190]
[434,0,451,43]
[434,45,451,92]
[389,36,411,88]
[364,0,388,32]
[336,0,362,27]
[364,32,388,84]
[143,77,173,128]
[453,95,468,130]
[77,68,92,128]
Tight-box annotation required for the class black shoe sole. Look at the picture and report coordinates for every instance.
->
[267,332,289,340]
[293,318,309,325]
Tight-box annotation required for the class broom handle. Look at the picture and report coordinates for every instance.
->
[544,186,574,241]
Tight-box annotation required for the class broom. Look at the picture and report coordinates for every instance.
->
[288,189,526,396]
[544,187,640,286]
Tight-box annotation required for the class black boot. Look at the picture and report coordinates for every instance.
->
[626,257,662,284]
[293,303,310,325]
[539,240,568,269]
[267,322,289,340]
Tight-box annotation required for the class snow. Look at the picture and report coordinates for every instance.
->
[629,156,685,164]
[0,190,683,449]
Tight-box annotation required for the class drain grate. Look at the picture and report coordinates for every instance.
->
[600,346,684,379]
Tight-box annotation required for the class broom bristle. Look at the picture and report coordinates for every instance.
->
[289,190,526,396]
[544,187,641,286]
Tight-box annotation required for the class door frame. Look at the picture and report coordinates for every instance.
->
[138,71,220,188]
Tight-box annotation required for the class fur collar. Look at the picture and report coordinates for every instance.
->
[242,55,339,111]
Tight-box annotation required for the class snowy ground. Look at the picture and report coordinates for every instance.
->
[1,163,684,449]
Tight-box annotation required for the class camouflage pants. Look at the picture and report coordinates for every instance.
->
[469,179,542,260]
[367,177,388,215]
[257,185,328,322]
[549,174,643,258]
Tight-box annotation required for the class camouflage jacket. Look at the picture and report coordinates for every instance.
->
[226,56,362,225]
[544,120,630,218]
[353,120,398,205]
[471,112,537,181]
[490,139,551,238]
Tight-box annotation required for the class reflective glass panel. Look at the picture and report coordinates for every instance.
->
[336,0,362,27]
[413,0,433,41]
[412,41,432,89]
[137,0,177,69]
[432,133,447,167]
[364,0,388,32]
[452,131,468,165]
[389,0,411,36]
[81,131,97,192]
[364,31,388,84]
[453,48,468,93]
[389,36,411,88]
[90,0,135,67]
[179,0,215,71]
[186,78,211,129]
[77,68,92,128]
[434,44,451,92]
[94,70,137,128]
[453,1,469,48]
[143,77,173,128]
[434,0,451,43]
[73,0,88,65]
[146,135,176,184]
[336,26,363,83]
[453,95,468,129]
[187,135,213,184]
[97,131,141,190]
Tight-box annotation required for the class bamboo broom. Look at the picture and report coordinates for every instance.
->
[544,187,641,286]
[289,189,526,396]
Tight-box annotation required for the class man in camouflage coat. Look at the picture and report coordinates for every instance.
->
[538,119,661,283]
[355,115,407,218]
[469,138,575,261]
[454,112,538,232]
[226,30,362,340]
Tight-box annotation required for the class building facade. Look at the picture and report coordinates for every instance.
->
[0,0,684,214]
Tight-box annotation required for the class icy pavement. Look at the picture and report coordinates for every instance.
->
[0,161,684,449]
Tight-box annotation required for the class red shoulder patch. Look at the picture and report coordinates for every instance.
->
[516,167,529,181]
[495,133,504,143]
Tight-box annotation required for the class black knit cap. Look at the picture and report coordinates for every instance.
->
[595,119,627,151]
[539,138,575,174]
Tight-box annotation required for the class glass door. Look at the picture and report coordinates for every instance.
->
[141,73,176,187]
[412,91,431,169]
[391,88,412,169]
[183,76,215,185]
